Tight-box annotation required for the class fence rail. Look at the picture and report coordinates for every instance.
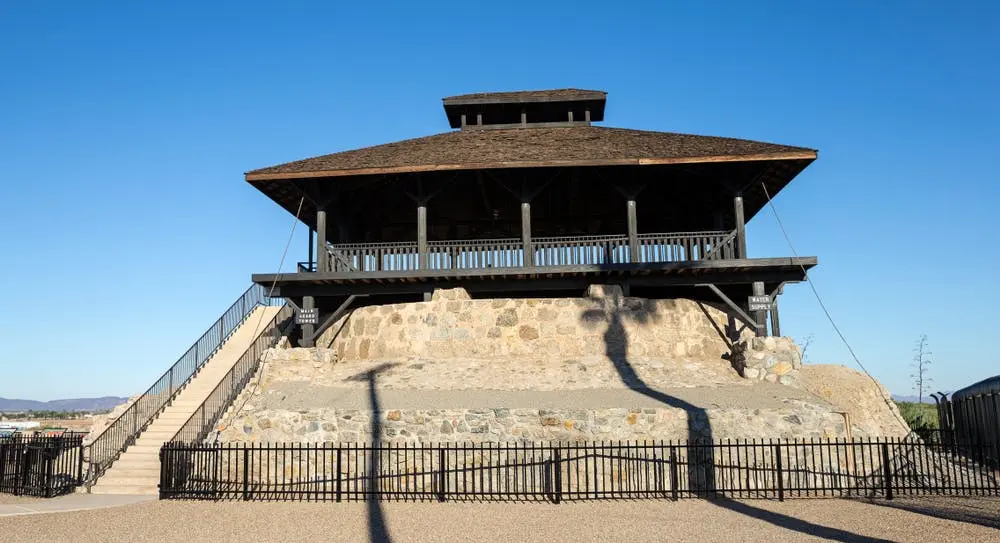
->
[160,437,1000,502]
[1,434,84,497]
[319,230,736,274]
[85,284,281,485]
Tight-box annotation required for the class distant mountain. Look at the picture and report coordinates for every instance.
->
[0,396,127,412]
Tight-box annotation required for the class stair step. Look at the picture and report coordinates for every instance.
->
[104,468,160,477]
[96,475,159,487]
[91,484,159,496]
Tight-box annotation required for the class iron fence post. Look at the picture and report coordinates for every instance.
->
[553,447,562,504]
[336,447,342,503]
[669,446,679,501]
[158,446,167,500]
[881,442,893,500]
[242,444,250,501]
[438,448,447,502]
[774,444,784,502]
[45,453,54,498]
[77,442,85,486]
[215,443,222,501]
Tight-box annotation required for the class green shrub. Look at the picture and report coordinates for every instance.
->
[895,401,939,431]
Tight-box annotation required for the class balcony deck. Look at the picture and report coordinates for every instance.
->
[254,231,817,298]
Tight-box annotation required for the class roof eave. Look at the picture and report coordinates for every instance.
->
[245,150,817,182]
[442,93,607,106]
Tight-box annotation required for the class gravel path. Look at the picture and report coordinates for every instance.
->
[2,498,997,542]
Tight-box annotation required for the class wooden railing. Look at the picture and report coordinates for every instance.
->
[533,234,630,266]
[320,230,737,273]
[428,238,524,270]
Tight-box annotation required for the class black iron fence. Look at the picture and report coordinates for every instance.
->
[1,434,84,497]
[160,438,1000,502]
[85,284,282,486]
[934,383,1000,468]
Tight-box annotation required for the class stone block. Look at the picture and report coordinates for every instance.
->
[431,287,471,301]
[496,308,518,327]
[518,325,539,340]
[772,361,793,376]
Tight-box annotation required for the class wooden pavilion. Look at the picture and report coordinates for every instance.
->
[247,89,817,346]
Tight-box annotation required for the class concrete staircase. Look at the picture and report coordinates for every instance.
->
[90,305,283,495]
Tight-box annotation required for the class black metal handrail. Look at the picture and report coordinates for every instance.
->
[84,284,280,485]
[172,304,294,444]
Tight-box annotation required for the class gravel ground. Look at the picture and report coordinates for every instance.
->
[2,498,998,542]
[257,383,827,411]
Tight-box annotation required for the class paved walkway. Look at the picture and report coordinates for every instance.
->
[0,493,155,517]
[1,498,998,542]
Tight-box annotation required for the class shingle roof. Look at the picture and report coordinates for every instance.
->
[245,126,815,180]
[442,88,607,105]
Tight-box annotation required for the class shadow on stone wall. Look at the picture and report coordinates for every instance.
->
[582,285,882,542]
[580,285,715,493]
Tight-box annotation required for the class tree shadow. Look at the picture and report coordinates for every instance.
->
[346,362,399,543]
[581,286,884,542]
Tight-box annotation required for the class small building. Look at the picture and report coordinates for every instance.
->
[247,89,817,346]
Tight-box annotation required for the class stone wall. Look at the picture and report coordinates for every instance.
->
[216,404,848,444]
[735,336,804,385]
[318,286,752,364]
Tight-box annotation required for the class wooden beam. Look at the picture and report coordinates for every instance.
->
[309,295,364,342]
[417,204,428,270]
[316,207,329,272]
[752,281,767,337]
[627,199,639,263]
[521,201,533,267]
[244,151,819,181]
[307,228,314,270]
[770,293,782,337]
[734,195,747,259]
[700,284,761,331]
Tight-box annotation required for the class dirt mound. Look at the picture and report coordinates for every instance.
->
[793,364,909,438]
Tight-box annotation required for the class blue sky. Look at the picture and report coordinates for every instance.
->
[1,2,997,400]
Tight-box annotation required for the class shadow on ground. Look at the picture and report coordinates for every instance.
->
[860,496,1000,529]
[347,363,399,543]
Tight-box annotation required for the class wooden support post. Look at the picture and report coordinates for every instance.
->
[300,296,315,348]
[770,286,782,337]
[521,201,533,267]
[627,199,639,263]
[417,204,428,270]
[316,207,329,272]
[733,195,746,259]
[752,282,767,337]
[307,229,314,271]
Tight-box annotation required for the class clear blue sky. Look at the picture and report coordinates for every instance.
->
[1,2,997,400]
